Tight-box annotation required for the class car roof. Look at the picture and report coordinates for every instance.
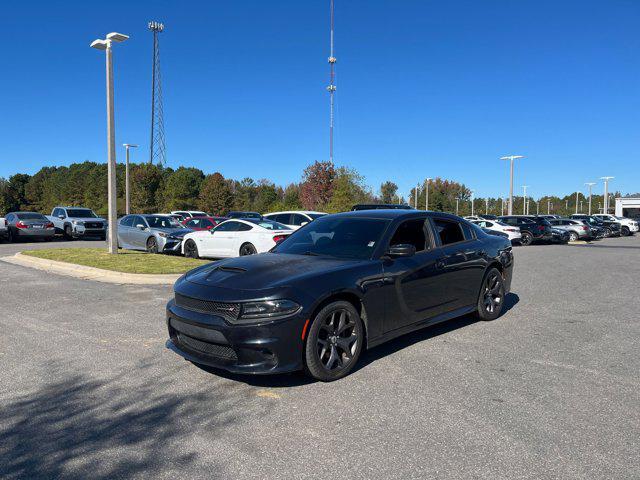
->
[264,211,326,215]
[325,209,464,221]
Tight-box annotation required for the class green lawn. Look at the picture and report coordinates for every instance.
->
[22,248,211,274]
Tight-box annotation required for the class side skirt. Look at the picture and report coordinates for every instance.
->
[367,304,477,349]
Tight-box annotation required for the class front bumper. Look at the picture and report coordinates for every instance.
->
[166,299,306,374]
[162,238,184,253]
[72,223,106,237]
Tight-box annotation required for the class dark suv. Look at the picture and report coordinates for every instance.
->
[570,214,620,237]
[498,215,554,246]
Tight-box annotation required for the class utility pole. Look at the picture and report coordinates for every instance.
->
[455,198,460,216]
[501,197,505,216]
[122,144,138,215]
[424,178,432,211]
[485,197,489,215]
[470,190,475,216]
[585,182,595,215]
[547,199,551,214]
[91,32,129,254]
[600,176,614,214]
[575,191,579,214]
[521,185,529,215]
[500,155,524,215]
[414,183,418,209]
[327,0,337,164]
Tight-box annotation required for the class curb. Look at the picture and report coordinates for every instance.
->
[1,253,181,285]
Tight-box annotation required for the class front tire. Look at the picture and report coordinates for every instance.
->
[146,237,159,254]
[603,227,612,237]
[520,231,533,246]
[184,239,199,259]
[239,242,257,256]
[621,226,630,236]
[304,301,364,382]
[63,225,73,240]
[475,268,506,321]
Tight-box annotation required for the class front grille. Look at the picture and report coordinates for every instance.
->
[176,333,238,361]
[84,222,104,229]
[174,293,240,320]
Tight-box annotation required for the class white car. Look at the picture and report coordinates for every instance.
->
[593,214,638,236]
[470,219,522,243]
[181,218,292,259]
[262,211,327,230]
[170,210,208,221]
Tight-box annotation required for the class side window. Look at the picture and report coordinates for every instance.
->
[185,219,196,227]
[6,214,14,222]
[275,214,292,224]
[432,218,465,246]
[389,219,428,252]
[290,214,306,226]
[501,217,515,226]
[215,221,240,232]
[237,222,253,231]
[120,216,133,227]
[133,216,146,228]
[52,208,59,217]
[460,222,475,240]
[201,219,213,229]
[476,221,487,228]
[484,221,494,228]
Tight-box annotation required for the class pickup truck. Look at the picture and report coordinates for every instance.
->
[47,206,107,240]
[593,214,638,236]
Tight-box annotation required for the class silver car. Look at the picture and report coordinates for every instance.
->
[547,218,591,241]
[117,214,193,253]
[4,212,55,242]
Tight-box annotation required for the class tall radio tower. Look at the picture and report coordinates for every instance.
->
[327,0,337,164]
[148,21,167,166]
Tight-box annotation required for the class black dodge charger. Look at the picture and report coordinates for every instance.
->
[166,210,514,381]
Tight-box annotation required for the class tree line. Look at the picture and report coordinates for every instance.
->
[0,160,619,217]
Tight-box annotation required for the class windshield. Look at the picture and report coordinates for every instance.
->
[145,216,181,228]
[273,216,390,260]
[615,216,625,220]
[66,209,97,218]
[17,213,47,220]
[247,219,290,230]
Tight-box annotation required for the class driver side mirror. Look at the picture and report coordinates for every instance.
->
[58,215,65,219]
[136,224,146,230]
[386,244,416,258]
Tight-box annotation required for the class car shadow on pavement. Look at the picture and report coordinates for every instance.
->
[0,361,252,480]
[196,293,520,387]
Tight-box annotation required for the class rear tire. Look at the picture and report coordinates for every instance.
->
[303,301,364,382]
[239,243,257,256]
[146,237,159,254]
[184,239,199,259]
[475,267,506,321]
[520,232,533,246]
[569,231,578,242]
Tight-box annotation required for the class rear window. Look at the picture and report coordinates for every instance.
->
[66,209,97,218]
[17,213,47,220]
[248,219,290,230]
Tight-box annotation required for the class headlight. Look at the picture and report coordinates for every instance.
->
[158,232,167,238]
[237,299,301,322]
[72,220,84,225]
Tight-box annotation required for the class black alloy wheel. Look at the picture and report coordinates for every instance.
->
[476,267,505,321]
[184,239,199,259]
[569,231,578,242]
[621,226,630,237]
[64,225,73,240]
[147,237,159,254]
[304,301,364,381]
[520,231,533,246]
[239,243,257,256]
[603,227,612,237]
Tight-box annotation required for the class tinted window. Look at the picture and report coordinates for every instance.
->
[66,209,97,218]
[215,221,241,232]
[201,219,214,228]
[247,219,290,230]
[389,219,428,252]
[16,213,47,220]
[290,214,307,226]
[500,217,517,226]
[272,214,291,224]
[274,217,390,260]
[132,216,146,228]
[185,219,198,227]
[460,222,475,240]
[432,218,465,245]
[237,222,253,231]
[120,216,134,227]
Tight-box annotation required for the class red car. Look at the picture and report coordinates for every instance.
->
[181,216,227,231]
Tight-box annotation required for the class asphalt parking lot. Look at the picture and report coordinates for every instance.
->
[1,236,638,479]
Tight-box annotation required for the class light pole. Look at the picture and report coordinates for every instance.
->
[424,178,432,211]
[501,197,505,216]
[521,185,528,215]
[91,32,129,254]
[547,198,551,214]
[414,183,418,209]
[485,197,489,215]
[455,198,460,216]
[122,144,138,215]
[500,155,524,215]
[470,190,475,216]
[535,200,539,215]
[585,182,595,215]
[600,177,614,213]
[575,191,579,214]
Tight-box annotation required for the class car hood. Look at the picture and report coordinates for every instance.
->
[184,252,358,291]
[166,228,192,238]
[69,217,106,223]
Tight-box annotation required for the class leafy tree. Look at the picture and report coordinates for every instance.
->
[131,163,164,213]
[253,179,279,213]
[326,167,371,213]
[198,172,234,215]
[299,161,335,210]
[232,178,257,211]
[162,167,204,210]
[380,181,398,204]
[5,173,30,211]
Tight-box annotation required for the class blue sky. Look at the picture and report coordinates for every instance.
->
[1,0,639,199]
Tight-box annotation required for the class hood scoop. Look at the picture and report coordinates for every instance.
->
[217,266,247,273]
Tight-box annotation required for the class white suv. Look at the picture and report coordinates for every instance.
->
[593,214,638,236]
[263,211,327,230]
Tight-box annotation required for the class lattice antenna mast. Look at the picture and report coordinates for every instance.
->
[148,21,167,166]
[327,0,337,164]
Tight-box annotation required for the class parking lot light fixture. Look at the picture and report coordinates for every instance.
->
[91,31,129,254]
[500,155,524,215]
[123,144,138,215]
[600,177,614,214]
[585,182,596,215]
